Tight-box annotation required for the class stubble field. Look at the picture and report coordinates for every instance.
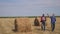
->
[0,17,60,34]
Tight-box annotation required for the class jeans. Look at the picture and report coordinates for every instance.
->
[51,23,55,31]
[41,21,45,31]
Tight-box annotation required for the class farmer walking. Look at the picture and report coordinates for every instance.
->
[47,14,56,31]
[40,14,46,31]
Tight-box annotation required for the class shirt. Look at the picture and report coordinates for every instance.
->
[50,16,56,23]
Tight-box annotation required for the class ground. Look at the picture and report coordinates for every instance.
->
[0,17,60,34]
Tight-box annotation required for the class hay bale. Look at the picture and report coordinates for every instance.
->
[34,17,40,26]
[16,18,31,32]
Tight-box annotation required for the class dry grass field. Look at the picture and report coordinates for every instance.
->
[0,17,60,34]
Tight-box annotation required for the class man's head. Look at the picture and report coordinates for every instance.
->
[42,14,45,17]
[52,13,55,16]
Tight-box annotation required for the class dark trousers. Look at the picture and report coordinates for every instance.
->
[41,21,45,31]
[51,23,55,31]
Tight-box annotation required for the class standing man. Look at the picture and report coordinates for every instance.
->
[40,14,46,31]
[47,14,56,31]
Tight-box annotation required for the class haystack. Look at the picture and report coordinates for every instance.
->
[16,18,31,32]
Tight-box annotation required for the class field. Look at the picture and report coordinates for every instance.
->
[0,17,60,34]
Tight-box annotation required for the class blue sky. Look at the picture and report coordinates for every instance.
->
[0,0,60,16]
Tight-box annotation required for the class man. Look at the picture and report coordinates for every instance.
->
[40,14,46,31]
[47,14,56,31]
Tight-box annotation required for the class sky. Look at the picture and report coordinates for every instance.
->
[0,0,60,16]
